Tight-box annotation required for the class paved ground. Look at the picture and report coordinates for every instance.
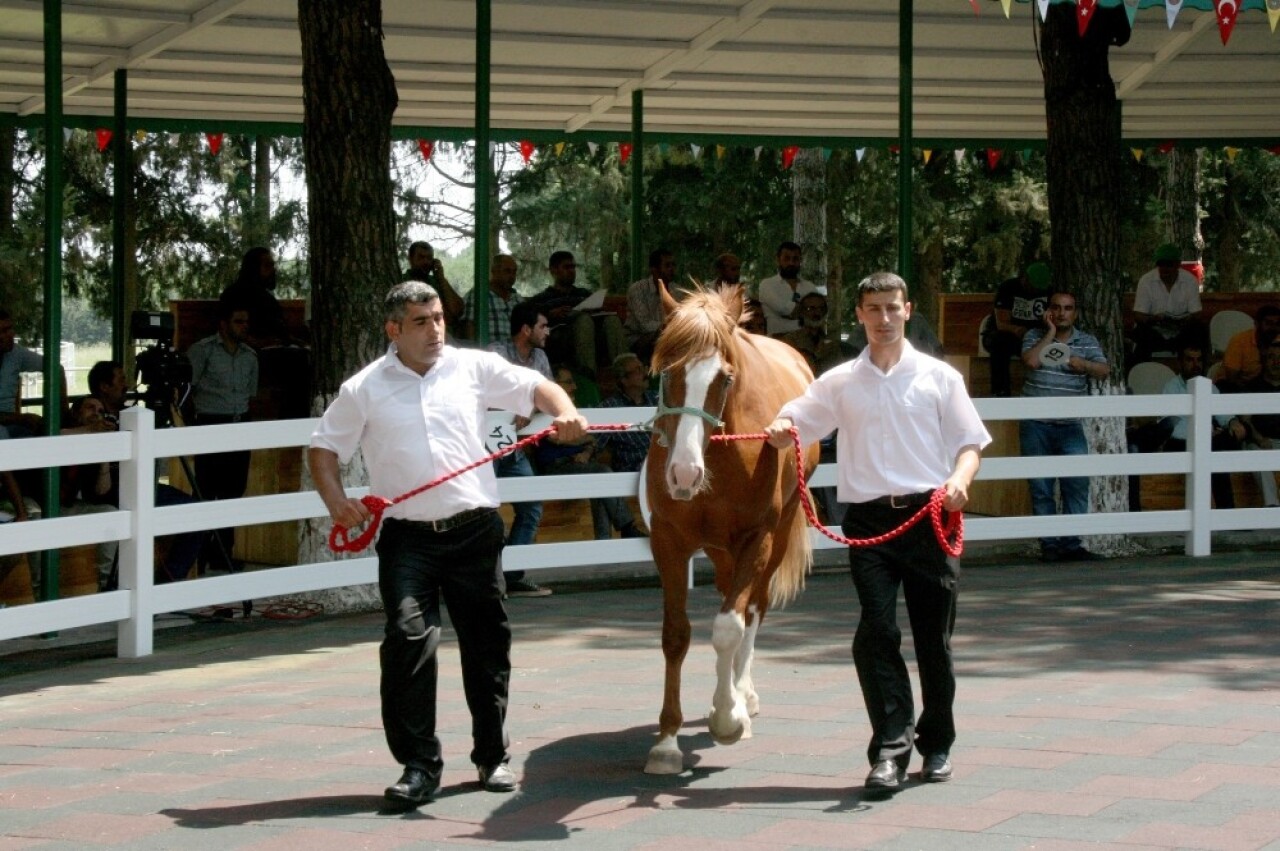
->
[1,547,1278,850]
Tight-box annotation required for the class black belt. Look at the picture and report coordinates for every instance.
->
[195,412,249,424]
[859,492,932,509]
[395,507,496,534]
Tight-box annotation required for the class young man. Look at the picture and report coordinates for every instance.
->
[525,250,623,373]
[766,271,990,792]
[1020,290,1110,562]
[309,281,587,808]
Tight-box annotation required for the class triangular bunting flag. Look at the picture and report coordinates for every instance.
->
[856,148,867,163]
[1166,0,1182,29]
[923,149,933,164]
[716,145,726,159]
[94,128,112,152]
[619,142,633,165]
[1124,0,1139,27]
[690,144,702,159]
[417,139,435,162]
[134,129,146,143]
[206,133,223,156]
[554,141,565,156]
[1131,148,1145,162]
[1267,145,1280,156]
[781,146,799,169]
[1036,0,1050,20]
[968,0,980,14]
[1268,0,1280,32]
[753,146,763,161]
[587,141,598,155]
[518,140,535,163]
[1225,146,1240,163]
[1000,0,1012,18]
[821,148,832,162]
[168,133,181,146]
[954,149,966,166]
[1077,0,1098,36]
[658,142,669,155]
[62,128,72,143]
[986,148,1003,171]
[888,144,900,155]
[1157,141,1176,154]
[1212,0,1239,44]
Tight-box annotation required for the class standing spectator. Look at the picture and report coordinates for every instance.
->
[188,299,259,573]
[765,271,990,791]
[625,248,676,365]
[757,241,825,336]
[526,250,622,373]
[0,307,63,440]
[1161,339,1246,509]
[1020,290,1111,562]
[489,301,552,598]
[405,241,465,334]
[597,353,657,474]
[220,247,299,348]
[1130,243,1203,365]
[1219,305,1280,390]
[981,262,1052,397]
[462,253,523,345]
[309,280,588,807]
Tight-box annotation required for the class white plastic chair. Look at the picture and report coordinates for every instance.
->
[1127,361,1175,395]
[1209,310,1254,355]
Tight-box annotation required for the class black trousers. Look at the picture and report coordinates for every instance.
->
[843,502,959,767]
[192,413,252,572]
[983,329,1023,398]
[375,513,511,775]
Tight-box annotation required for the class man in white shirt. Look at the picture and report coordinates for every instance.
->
[757,240,825,336]
[309,281,587,808]
[766,271,990,793]
[624,248,676,364]
[1130,243,1204,365]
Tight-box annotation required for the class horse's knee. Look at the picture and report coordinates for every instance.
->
[711,611,746,654]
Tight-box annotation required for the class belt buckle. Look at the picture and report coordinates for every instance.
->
[429,515,451,533]
[890,494,909,509]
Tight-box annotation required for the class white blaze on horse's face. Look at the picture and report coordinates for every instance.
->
[665,353,722,500]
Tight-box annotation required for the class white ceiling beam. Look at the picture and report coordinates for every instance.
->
[0,0,188,24]
[18,0,257,116]
[1115,12,1215,100]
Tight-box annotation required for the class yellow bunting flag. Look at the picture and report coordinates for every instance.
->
[1225,146,1240,163]
[1131,148,1145,162]
[716,145,726,159]
[554,142,565,156]
[1000,0,1012,18]
[923,149,933,164]
[1268,0,1280,32]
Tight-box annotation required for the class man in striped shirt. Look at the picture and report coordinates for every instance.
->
[1020,290,1111,562]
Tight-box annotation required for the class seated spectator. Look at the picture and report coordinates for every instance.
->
[60,396,121,590]
[597,353,656,473]
[551,362,600,408]
[1238,338,1280,508]
[710,253,745,293]
[625,249,676,364]
[462,253,523,345]
[1152,339,1247,510]
[780,292,854,376]
[1219,305,1280,391]
[489,302,552,598]
[740,299,769,336]
[404,241,464,334]
[526,250,623,374]
[1130,243,1204,366]
[980,262,1052,397]
[538,364,643,539]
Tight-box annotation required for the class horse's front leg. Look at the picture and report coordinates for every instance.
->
[708,607,751,744]
[645,541,692,775]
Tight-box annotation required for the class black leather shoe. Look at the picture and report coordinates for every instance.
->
[865,759,908,789]
[478,763,517,792]
[384,767,439,806]
[921,752,953,783]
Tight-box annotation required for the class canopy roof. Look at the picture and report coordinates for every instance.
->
[1,0,1278,144]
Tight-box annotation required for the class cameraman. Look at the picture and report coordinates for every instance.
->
[188,299,259,573]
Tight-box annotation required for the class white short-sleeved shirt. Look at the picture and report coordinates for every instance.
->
[1134,268,1202,319]
[778,342,991,504]
[757,274,825,336]
[310,345,544,522]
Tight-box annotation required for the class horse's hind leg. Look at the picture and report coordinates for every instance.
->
[645,541,693,775]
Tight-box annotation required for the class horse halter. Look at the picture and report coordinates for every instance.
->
[645,369,734,448]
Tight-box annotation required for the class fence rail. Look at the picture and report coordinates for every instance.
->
[3,377,1279,657]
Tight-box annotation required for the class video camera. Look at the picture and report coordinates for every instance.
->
[131,310,192,427]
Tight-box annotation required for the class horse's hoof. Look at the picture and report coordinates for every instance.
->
[708,709,749,745]
[644,748,684,775]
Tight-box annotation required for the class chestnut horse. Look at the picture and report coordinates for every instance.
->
[642,284,818,775]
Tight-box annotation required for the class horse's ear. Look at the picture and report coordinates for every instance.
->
[659,279,680,317]
[723,285,745,325]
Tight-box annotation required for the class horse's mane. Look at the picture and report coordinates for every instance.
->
[650,286,743,374]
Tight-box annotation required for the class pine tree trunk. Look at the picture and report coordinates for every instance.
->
[250,135,271,248]
[0,127,13,240]
[793,148,828,288]
[1040,4,1136,556]
[295,0,400,610]
[1217,165,1243,290]
[1165,148,1203,261]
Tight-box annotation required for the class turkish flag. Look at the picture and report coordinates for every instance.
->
[619,142,633,165]
[518,140,535,163]
[94,129,112,152]
[1213,0,1239,45]
[206,133,223,156]
[1077,0,1097,36]
[781,146,800,169]
[417,139,435,162]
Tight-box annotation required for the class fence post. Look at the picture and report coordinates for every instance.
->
[117,406,157,658]
[1186,376,1212,556]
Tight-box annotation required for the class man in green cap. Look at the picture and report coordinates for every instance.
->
[981,261,1052,397]
[1130,243,1203,365]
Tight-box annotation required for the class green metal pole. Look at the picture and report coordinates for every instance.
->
[630,89,644,282]
[897,0,914,282]
[474,0,491,345]
[40,0,63,602]
[111,69,127,362]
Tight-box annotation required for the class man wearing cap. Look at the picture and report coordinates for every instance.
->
[981,262,1052,397]
[1130,243,1203,365]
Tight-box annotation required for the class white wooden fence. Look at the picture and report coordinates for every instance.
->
[3,376,1279,657]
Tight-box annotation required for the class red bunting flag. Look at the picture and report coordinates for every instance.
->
[417,140,435,162]
[986,148,1003,171]
[206,133,223,156]
[518,140,535,163]
[781,145,800,169]
[968,0,980,14]
[1077,0,1098,36]
[1213,0,1239,44]
[1268,146,1280,156]
[1157,141,1176,154]
[619,142,633,165]
[94,128,112,152]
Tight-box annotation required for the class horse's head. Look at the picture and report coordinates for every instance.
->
[650,285,743,501]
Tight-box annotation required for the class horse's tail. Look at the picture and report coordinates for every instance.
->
[768,493,813,608]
